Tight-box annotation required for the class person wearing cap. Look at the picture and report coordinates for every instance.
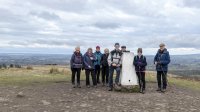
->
[133,48,147,94]
[84,48,97,88]
[94,46,103,84]
[101,48,110,86]
[121,46,127,52]
[70,46,84,88]
[154,43,171,93]
[108,43,123,91]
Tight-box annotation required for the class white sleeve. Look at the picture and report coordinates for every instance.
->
[107,53,112,66]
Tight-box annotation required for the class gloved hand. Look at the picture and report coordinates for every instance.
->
[157,61,161,65]
[137,62,143,66]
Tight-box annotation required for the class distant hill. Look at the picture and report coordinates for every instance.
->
[0,53,71,65]
[0,53,200,77]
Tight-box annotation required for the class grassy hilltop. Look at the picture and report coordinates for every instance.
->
[0,65,199,91]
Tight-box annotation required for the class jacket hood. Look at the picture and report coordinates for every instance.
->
[157,48,168,54]
[85,52,93,56]
[74,52,81,55]
[95,51,101,54]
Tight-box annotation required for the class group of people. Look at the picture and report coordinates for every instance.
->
[70,43,170,93]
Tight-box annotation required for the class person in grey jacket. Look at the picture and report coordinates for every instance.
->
[70,46,83,88]
[84,48,97,88]
[108,43,122,91]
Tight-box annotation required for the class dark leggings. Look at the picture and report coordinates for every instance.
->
[85,69,97,86]
[101,65,109,84]
[136,72,146,90]
[95,65,101,83]
[71,68,81,85]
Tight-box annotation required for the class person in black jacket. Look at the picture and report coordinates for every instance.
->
[101,48,109,86]
[133,48,147,94]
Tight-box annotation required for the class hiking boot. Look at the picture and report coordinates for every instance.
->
[106,83,109,87]
[77,85,81,88]
[156,88,161,91]
[161,89,166,93]
[139,88,143,93]
[142,90,146,94]
[72,85,76,88]
[108,88,113,91]
[115,82,119,86]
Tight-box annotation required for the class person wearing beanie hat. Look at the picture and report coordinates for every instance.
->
[133,48,147,94]
[107,43,122,91]
[84,48,97,88]
[121,46,127,52]
[94,46,103,84]
[115,43,120,46]
[154,43,170,93]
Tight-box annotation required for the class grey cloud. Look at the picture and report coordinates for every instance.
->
[136,35,200,49]
[29,11,60,20]
[0,8,25,24]
[93,22,121,29]
[183,0,200,8]
[30,0,89,14]
[7,38,88,47]
[1,0,200,54]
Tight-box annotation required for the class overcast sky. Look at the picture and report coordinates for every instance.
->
[0,0,200,55]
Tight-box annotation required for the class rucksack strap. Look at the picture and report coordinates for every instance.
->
[136,55,145,61]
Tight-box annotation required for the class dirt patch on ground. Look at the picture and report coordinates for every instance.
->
[0,81,199,112]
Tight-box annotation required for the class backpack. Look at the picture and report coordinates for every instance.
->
[135,55,145,61]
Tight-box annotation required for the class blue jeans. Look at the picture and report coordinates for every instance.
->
[109,66,121,88]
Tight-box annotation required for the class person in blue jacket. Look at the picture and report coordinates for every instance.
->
[84,48,97,88]
[133,48,147,94]
[154,43,171,93]
[94,46,102,84]
[70,46,83,88]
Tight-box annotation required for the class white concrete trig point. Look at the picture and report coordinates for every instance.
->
[120,52,138,86]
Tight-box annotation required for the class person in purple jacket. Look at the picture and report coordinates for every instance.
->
[133,48,147,94]
[70,46,83,88]
[84,48,97,88]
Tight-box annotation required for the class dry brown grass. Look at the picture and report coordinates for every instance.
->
[0,66,200,91]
